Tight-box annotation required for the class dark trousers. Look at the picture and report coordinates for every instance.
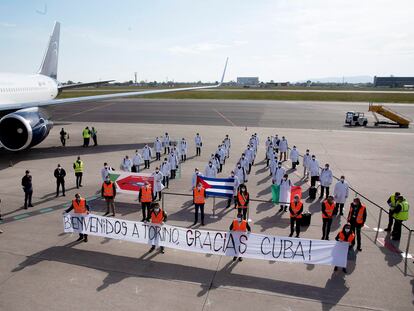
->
[219,163,223,173]
[292,161,297,169]
[92,135,97,146]
[163,176,169,188]
[24,190,33,208]
[322,218,332,240]
[60,137,66,146]
[196,147,201,156]
[83,138,90,147]
[78,233,88,240]
[391,219,402,240]
[141,202,151,221]
[311,176,318,187]
[144,160,150,169]
[290,217,301,236]
[237,208,248,220]
[266,159,270,167]
[386,210,394,230]
[181,155,187,162]
[248,163,252,174]
[164,147,170,154]
[75,172,83,188]
[56,180,65,196]
[227,196,237,208]
[194,204,205,224]
[171,169,176,179]
[335,203,344,215]
[350,222,362,248]
[156,152,161,161]
[280,152,287,161]
[320,186,329,198]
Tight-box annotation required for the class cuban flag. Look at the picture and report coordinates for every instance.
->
[197,176,235,198]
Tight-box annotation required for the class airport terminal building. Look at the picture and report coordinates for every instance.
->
[374,76,414,88]
[237,77,259,86]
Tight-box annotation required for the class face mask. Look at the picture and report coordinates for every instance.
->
[156,170,159,173]
[237,165,241,168]
[306,152,309,155]
[104,165,108,169]
[278,165,282,168]
[231,174,234,177]
[237,218,242,223]
[344,229,350,233]
[241,188,246,192]
[283,177,287,181]
[154,208,160,213]
[242,156,245,159]
[340,179,344,182]
[209,164,212,167]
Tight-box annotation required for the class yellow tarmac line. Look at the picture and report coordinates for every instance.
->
[212,108,237,127]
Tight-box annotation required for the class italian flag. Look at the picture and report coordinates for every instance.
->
[271,185,302,204]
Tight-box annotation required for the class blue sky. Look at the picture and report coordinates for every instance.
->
[0,0,413,83]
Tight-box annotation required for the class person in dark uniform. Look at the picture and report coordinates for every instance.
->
[21,170,33,209]
[64,193,90,242]
[347,198,367,251]
[59,128,68,146]
[54,164,66,197]
[391,195,409,241]
[146,202,167,253]
[384,192,400,232]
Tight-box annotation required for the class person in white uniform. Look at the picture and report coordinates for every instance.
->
[309,155,320,187]
[279,136,288,162]
[194,133,202,156]
[333,175,349,216]
[121,155,132,172]
[303,149,311,178]
[319,163,333,199]
[204,161,217,178]
[142,144,152,169]
[191,168,203,188]
[270,154,279,177]
[290,145,299,170]
[163,133,171,155]
[154,137,162,161]
[101,162,114,181]
[168,151,179,179]
[180,138,188,162]
[226,170,240,208]
[160,158,171,188]
[273,135,280,153]
[132,150,143,173]
[234,163,247,184]
[223,134,231,158]
[272,162,285,185]
[152,167,164,201]
[239,154,250,176]
[279,174,292,212]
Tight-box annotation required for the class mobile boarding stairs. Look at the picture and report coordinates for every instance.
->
[368,103,411,128]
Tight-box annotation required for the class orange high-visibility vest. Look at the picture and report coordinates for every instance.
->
[232,219,247,232]
[348,204,366,225]
[103,182,114,197]
[237,192,249,209]
[73,198,87,214]
[290,201,303,219]
[141,186,153,203]
[193,187,205,204]
[151,209,164,224]
[322,200,335,219]
[338,231,355,243]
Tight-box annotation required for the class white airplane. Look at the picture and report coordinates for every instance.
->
[0,22,228,151]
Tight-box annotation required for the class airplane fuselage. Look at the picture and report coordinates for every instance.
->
[0,73,58,106]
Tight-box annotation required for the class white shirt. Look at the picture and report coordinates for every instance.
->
[309,159,320,176]
[303,154,312,169]
[279,139,288,152]
[192,172,203,188]
[320,168,333,187]
[142,147,152,160]
[272,166,285,185]
[101,166,113,181]
[205,164,217,178]
[290,148,299,162]
[168,153,179,168]
[163,135,170,147]
[154,140,162,152]
[334,180,349,204]
[121,158,132,172]
[160,161,171,177]
[133,153,143,166]
[180,140,188,154]
[195,135,202,147]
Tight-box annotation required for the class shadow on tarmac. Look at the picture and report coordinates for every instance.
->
[11,245,350,310]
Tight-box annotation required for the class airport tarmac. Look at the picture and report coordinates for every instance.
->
[0,99,413,311]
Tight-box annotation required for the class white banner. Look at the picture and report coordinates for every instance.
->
[63,214,349,267]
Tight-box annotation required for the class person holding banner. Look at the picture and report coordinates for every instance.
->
[193,182,206,226]
[334,223,355,273]
[279,174,292,212]
[64,193,90,242]
[147,202,167,253]
[230,213,251,261]
[236,184,250,220]
[289,195,303,237]
[139,182,154,222]
[101,176,116,216]
[321,196,336,240]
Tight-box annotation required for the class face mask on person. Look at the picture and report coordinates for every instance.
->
[344,228,350,233]
[341,178,345,183]
[237,217,242,223]
[154,208,160,213]
[306,152,309,155]
[231,173,235,177]
[283,177,287,181]
[241,188,246,192]
[237,165,241,168]
[156,170,159,173]
[105,178,111,183]
[209,163,212,167]
[278,164,282,168]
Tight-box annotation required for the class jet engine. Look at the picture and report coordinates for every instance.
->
[0,107,53,151]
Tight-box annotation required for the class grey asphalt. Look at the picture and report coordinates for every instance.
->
[1,99,413,311]
[48,98,414,131]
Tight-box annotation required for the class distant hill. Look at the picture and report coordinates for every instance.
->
[297,76,373,84]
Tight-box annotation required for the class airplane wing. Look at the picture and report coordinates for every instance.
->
[0,57,228,112]
[58,80,115,90]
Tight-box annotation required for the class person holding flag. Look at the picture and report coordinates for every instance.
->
[278,174,292,212]
[236,184,250,220]
[289,194,303,237]
[229,213,251,262]
[226,171,240,209]
[64,193,90,242]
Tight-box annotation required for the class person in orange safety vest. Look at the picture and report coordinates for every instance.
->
[139,181,154,222]
[229,213,251,262]
[347,197,367,251]
[236,184,250,220]
[193,182,207,226]
[64,193,90,242]
[101,175,116,217]
[321,195,335,240]
[146,202,167,253]
[334,223,355,273]
[289,194,303,238]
